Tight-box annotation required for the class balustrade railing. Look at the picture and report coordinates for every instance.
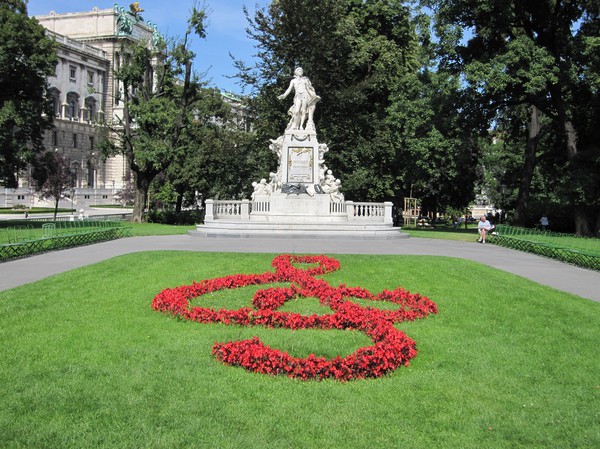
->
[251,200,271,213]
[346,201,393,223]
[205,198,392,224]
[329,202,346,214]
[205,199,250,220]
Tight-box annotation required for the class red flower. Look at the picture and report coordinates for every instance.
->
[152,255,438,381]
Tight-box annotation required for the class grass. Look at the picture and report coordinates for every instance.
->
[0,207,74,215]
[0,221,194,243]
[403,225,480,242]
[128,222,196,236]
[496,225,600,255]
[0,252,598,448]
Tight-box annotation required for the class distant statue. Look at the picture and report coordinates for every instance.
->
[129,2,144,19]
[330,179,344,203]
[278,67,320,131]
[251,178,271,200]
[115,4,134,35]
[318,143,329,163]
[268,171,281,193]
[269,136,284,159]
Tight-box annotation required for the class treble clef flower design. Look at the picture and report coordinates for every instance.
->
[152,255,438,381]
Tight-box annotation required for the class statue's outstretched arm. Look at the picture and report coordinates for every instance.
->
[278,80,294,100]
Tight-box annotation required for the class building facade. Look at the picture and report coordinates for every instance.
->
[2,5,251,212]
[2,5,157,210]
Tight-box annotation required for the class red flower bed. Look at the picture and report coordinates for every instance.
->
[152,255,438,381]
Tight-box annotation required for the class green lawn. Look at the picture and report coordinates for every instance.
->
[0,252,598,448]
[403,225,479,242]
[129,222,195,236]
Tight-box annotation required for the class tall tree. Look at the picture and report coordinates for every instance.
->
[387,10,484,215]
[161,88,254,211]
[428,0,600,234]
[99,7,208,222]
[238,0,421,204]
[0,0,57,186]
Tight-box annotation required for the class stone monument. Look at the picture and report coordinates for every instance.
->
[197,68,404,239]
[249,67,346,221]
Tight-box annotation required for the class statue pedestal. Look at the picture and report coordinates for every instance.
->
[196,123,405,239]
[249,193,347,223]
[279,130,320,188]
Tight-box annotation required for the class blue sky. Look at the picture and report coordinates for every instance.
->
[26,0,269,94]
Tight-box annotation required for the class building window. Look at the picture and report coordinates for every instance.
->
[89,136,94,150]
[69,65,77,81]
[102,195,108,199]
[87,71,94,86]
[52,131,58,147]
[85,97,97,122]
[72,133,77,148]
[84,195,90,199]
[87,160,94,187]
[66,92,79,120]
[17,195,25,200]
[48,88,61,118]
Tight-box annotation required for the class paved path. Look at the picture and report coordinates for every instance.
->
[1,235,599,302]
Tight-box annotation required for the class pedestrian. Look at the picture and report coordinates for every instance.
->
[540,215,549,231]
[477,215,494,243]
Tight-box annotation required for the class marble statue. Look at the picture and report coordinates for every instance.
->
[330,179,344,203]
[278,67,321,131]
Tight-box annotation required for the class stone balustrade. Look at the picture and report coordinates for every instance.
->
[205,199,393,224]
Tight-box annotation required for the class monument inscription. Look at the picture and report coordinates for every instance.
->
[287,147,313,183]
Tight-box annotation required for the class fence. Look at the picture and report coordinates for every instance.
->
[0,221,132,262]
[205,199,392,224]
[492,225,600,271]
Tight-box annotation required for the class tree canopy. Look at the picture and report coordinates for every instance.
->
[235,0,481,215]
[0,0,57,187]
[427,0,600,233]
[99,7,221,222]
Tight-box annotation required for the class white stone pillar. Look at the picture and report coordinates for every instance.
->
[241,199,250,220]
[346,201,354,221]
[204,199,214,222]
[384,201,393,224]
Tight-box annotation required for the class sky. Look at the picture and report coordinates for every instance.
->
[26,0,269,94]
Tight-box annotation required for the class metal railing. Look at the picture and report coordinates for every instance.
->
[492,225,600,271]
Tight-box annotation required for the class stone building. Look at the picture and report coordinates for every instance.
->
[1,5,252,212]
[2,5,158,210]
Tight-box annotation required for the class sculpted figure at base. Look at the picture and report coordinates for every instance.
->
[251,178,271,199]
[278,67,321,131]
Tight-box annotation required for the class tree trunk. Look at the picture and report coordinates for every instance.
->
[175,191,184,213]
[573,205,592,237]
[513,105,542,226]
[563,120,592,236]
[132,172,150,223]
[53,196,59,220]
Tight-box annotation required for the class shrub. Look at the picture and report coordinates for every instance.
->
[146,209,204,225]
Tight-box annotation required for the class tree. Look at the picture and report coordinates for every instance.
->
[386,10,485,216]
[238,0,420,205]
[0,0,57,186]
[237,0,482,214]
[99,7,208,222]
[34,152,72,220]
[160,88,253,212]
[427,0,600,234]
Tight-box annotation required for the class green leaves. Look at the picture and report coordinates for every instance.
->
[0,0,57,186]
